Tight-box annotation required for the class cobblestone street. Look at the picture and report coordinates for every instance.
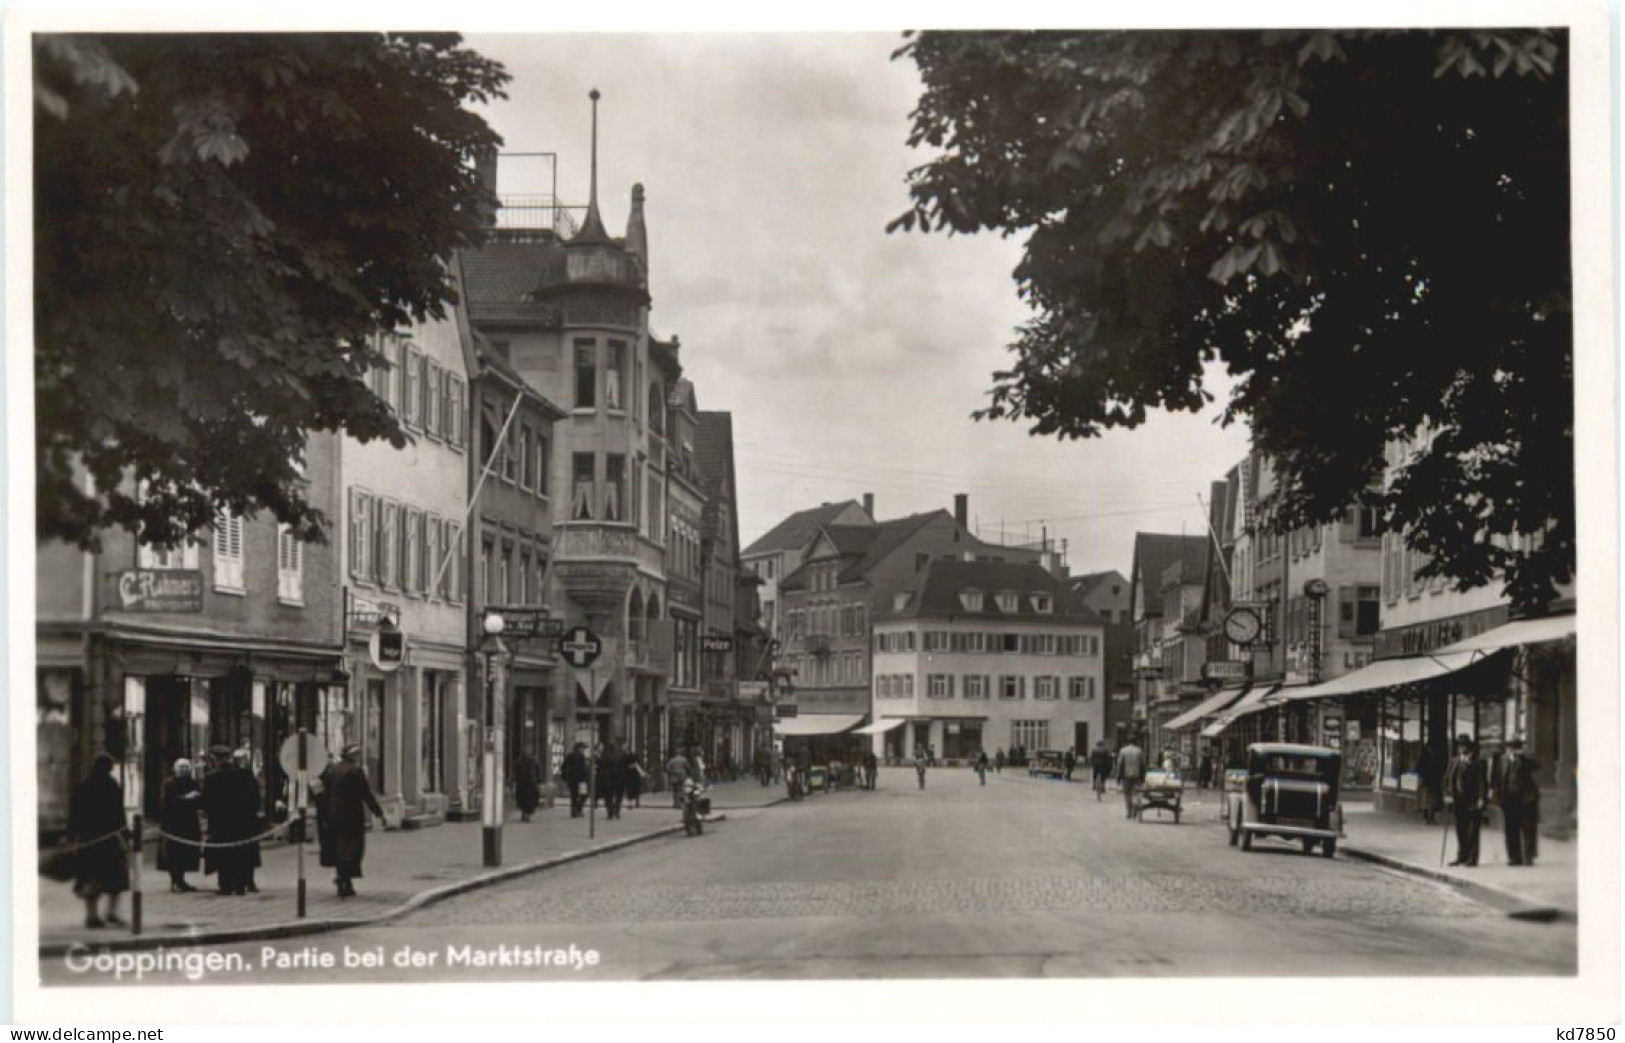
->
[44,767,1576,985]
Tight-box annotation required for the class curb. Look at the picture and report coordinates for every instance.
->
[1338,845,1567,921]
[39,811,740,958]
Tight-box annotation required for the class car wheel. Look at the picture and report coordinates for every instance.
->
[1240,829,1253,851]
[1322,839,1336,858]
[1302,838,1315,854]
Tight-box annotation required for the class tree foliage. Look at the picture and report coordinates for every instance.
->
[893,30,1573,614]
[35,33,508,550]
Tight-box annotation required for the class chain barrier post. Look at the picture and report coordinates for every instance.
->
[296,728,308,919]
[129,812,143,936]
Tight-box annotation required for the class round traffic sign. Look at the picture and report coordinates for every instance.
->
[278,730,330,780]
[558,626,602,669]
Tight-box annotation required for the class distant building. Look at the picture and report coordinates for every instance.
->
[1070,570,1131,625]
[870,561,1106,763]
[742,498,873,639]
[1127,533,1209,746]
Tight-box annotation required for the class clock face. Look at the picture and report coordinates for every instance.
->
[1224,609,1262,645]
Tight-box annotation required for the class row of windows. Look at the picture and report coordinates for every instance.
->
[371,333,467,451]
[478,537,547,609]
[782,602,868,642]
[480,406,549,500]
[954,590,1053,613]
[138,510,304,605]
[876,674,1098,701]
[348,489,465,603]
[876,631,1101,656]
[1252,506,1382,565]
[781,651,867,687]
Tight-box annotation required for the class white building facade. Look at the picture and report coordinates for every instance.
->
[869,561,1106,764]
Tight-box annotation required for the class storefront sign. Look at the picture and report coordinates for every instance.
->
[775,703,799,719]
[1374,606,1508,660]
[114,569,203,613]
[369,625,406,672]
[1322,715,1342,733]
[701,635,733,653]
[1201,660,1248,683]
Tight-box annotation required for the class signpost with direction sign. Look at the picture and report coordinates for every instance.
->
[278,730,328,918]
[555,626,602,837]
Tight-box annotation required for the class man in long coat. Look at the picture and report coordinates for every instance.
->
[596,743,625,820]
[316,743,385,898]
[1494,736,1541,866]
[1442,734,1488,867]
[563,743,590,817]
[202,746,261,895]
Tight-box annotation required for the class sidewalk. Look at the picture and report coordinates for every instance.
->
[38,780,784,955]
[1338,803,1576,920]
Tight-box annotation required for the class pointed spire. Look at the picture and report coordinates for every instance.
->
[574,87,611,244]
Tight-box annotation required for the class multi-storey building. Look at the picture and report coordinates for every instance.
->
[742,498,873,639]
[1127,533,1208,743]
[695,409,759,768]
[37,435,346,836]
[341,303,474,826]
[465,320,567,791]
[1069,570,1137,749]
[870,561,1106,763]
[663,378,707,753]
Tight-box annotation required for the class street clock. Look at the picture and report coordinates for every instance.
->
[1223,607,1263,647]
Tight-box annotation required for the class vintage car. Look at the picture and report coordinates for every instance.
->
[1028,749,1068,778]
[1227,743,1345,857]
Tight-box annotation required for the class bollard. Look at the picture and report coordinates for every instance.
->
[129,813,143,936]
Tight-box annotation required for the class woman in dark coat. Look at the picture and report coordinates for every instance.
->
[157,758,202,892]
[317,743,385,898]
[202,747,261,896]
[623,753,645,809]
[513,753,542,822]
[68,753,129,928]
[1415,744,1444,825]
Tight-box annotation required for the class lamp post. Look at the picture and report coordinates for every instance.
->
[480,610,508,867]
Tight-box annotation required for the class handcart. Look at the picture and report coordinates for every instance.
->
[1135,769,1184,823]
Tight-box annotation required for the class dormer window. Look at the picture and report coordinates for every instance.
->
[893,591,916,612]
[958,589,985,612]
[994,591,1018,612]
[1032,594,1053,614]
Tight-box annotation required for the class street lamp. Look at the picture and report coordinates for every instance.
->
[480,609,508,867]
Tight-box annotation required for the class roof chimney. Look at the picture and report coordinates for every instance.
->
[862,492,874,517]
[475,146,499,227]
[954,493,968,530]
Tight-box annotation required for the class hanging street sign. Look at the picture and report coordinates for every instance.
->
[558,626,602,669]
[369,624,406,672]
[490,607,563,640]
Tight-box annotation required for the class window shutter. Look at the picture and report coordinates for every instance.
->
[1338,586,1356,639]
[1339,509,1356,543]
[426,362,442,437]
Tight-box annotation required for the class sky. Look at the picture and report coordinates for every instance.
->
[466,32,1254,578]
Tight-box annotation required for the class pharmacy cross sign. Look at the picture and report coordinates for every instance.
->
[558,626,602,669]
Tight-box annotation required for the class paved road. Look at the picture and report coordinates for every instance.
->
[44,767,1575,985]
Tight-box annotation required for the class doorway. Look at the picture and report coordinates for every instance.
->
[1074,722,1090,754]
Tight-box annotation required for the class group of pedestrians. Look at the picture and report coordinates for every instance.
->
[1434,733,1541,868]
[63,740,389,926]
[558,742,653,819]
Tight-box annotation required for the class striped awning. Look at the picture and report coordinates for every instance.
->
[1165,685,1251,733]
[773,714,864,737]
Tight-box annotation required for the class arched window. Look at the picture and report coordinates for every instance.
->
[628,588,645,643]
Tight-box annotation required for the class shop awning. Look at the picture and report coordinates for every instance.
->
[1275,650,1483,704]
[852,718,909,736]
[1201,684,1283,739]
[773,714,864,737]
[1165,685,1250,733]
[1438,613,1576,654]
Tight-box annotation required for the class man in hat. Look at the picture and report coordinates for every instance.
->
[316,743,385,898]
[1442,734,1487,866]
[1494,736,1541,866]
